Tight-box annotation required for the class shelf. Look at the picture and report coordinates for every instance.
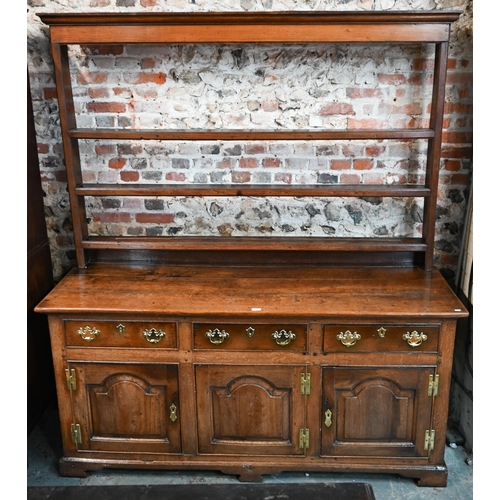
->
[40,10,457,270]
[76,183,431,198]
[69,128,435,142]
[81,235,427,253]
[39,11,460,44]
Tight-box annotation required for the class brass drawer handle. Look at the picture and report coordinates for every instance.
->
[272,329,296,346]
[142,327,165,344]
[205,328,229,345]
[77,326,100,342]
[403,330,428,347]
[336,330,361,347]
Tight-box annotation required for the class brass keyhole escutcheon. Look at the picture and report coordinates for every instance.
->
[142,328,165,344]
[205,328,229,345]
[116,324,126,334]
[77,326,100,342]
[246,327,255,338]
[403,330,428,347]
[336,330,361,347]
[272,329,296,346]
[325,409,333,428]
[377,327,386,338]
[169,403,178,422]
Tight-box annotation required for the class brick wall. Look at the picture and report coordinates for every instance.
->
[27,0,473,281]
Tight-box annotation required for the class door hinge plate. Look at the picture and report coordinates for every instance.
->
[71,423,82,444]
[428,374,439,397]
[65,368,76,391]
[424,429,435,451]
[299,428,310,449]
[301,373,311,395]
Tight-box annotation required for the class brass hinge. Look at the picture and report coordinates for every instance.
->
[65,368,77,391]
[299,428,310,449]
[71,423,82,444]
[301,373,311,395]
[424,429,435,451]
[428,374,439,397]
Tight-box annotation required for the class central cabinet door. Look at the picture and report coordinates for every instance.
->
[196,365,306,455]
[70,362,181,454]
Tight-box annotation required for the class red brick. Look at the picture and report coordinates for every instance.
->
[76,72,107,85]
[329,160,351,170]
[93,213,131,223]
[446,72,473,85]
[348,118,389,129]
[109,158,126,169]
[166,172,186,181]
[318,103,354,116]
[346,88,382,99]
[412,58,434,71]
[450,173,471,185]
[342,145,363,157]
[231,171,251,183]
[440,146,472,159]
[246,144,267,154]
[135,213,175,224]
[89,88,109,99]
[37,143,50,154]
[362,173,385,184]
[96,144,116,155]
[120,171,140,182]
[353,159,374,170]
[137,72,167,85]
[444,102,473,116]
[263,158,281,168]
[88,102,126,113]
[141,58,157,69]
[366,146,385,157]
[442,131,473,144]
[239,158,258,169]
[340,173,361,183]
[444,160,461,172]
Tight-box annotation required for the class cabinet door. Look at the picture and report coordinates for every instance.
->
[70,363,181,454]
[322,367,434,458]
[196,365,306,455]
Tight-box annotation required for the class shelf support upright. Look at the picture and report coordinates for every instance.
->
[51,42,89,268]
[423,41,449,271]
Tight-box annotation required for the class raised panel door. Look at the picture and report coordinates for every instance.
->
[196,364,306,455]
[322,366,434,458]
[70,362,181,454]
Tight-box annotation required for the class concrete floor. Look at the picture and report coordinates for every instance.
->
[28,403,473,499]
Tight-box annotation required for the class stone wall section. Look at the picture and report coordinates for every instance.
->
[27,0,473,281]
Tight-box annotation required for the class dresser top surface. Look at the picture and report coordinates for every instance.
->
[35,264,467,319]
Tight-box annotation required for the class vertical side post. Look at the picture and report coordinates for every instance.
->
[423,41,449,271]
[51,42,88,268]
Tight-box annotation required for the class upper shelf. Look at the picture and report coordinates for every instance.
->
[39,11,461,44]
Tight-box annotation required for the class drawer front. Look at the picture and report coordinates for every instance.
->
[65,320,178,348]
[194,323,307,351]
[323,324,439,352]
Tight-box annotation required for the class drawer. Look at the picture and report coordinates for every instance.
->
[65,320,178,348]
[323,324,439,353]
[194,323,307,351]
